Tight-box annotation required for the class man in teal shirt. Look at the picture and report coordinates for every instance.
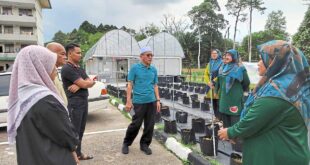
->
[122,47,161,155]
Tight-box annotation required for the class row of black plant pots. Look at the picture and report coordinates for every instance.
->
[159,108,243,163]
[158,75,185,84]
[159,89,211,111]
[158,84,210,95]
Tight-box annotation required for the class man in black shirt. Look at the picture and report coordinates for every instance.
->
[61,43,95,160]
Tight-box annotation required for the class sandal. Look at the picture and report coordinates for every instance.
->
[78,153,94,160]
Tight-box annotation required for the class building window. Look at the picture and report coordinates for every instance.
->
[0,45,3,53]
[21,44,29,49]
[4,44,14,53]
[4,26,13,34]
[2,7,13,15]
[20,27,33,35]
[19,8,33,16]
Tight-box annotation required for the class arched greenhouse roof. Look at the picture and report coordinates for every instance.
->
[83,29,141,61]
[138,32,185,58]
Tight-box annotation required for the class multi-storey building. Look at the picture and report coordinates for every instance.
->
[0,0,51,72]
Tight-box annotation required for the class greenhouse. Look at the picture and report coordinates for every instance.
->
[84,30,185,83]
[138,32,185,76]
[83,29,141,83]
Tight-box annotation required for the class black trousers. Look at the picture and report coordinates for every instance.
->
[123,102,156,147]
[212,99,221,120]
[221,113,240,128]
[68,96,88,156]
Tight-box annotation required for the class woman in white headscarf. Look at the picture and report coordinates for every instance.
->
[7,45,79,165]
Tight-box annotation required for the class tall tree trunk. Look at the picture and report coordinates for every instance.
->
[198,39,201,69]
[233,8,241,49]
[233,8,242,49]
[249,1,253,62]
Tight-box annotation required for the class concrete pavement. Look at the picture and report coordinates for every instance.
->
[0,100,183,165]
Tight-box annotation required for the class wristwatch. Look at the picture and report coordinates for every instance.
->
[156,99,160,102]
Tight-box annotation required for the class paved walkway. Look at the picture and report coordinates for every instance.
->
[0,100,182,165]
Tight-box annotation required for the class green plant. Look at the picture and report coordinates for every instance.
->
[182,159,191,165]
[155,123,164,131]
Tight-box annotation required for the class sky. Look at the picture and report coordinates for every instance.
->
[42,0,309,43]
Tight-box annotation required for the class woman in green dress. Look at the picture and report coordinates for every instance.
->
[218,40,310,165]
[216,49,250,127]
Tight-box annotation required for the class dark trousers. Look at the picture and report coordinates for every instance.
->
[123,102,156,147]
[212,99,221,120]
[68,96,88,156]
[221,113,240,128]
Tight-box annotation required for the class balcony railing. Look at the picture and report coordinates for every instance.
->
[0,14,36,26]
[0,33,37,42]
[0,53,17,61]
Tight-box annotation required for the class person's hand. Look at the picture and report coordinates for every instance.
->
[125,100,133,112]
[68,84,80,93]
[156,101,161,112]
[72,151,79,165]
[207,82,215,89]
[218,128,229,141]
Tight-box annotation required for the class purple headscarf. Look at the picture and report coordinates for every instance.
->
[7,45,67,143]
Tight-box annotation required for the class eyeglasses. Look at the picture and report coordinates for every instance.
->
[145,54,153,57]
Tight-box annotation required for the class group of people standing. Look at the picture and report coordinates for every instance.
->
[7,43,95,165]
[205,41,310,165]
[5,39,310,165]
[204,48,250,128]
[6,43,160,165]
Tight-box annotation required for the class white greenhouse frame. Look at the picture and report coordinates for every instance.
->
[84,30,185,83]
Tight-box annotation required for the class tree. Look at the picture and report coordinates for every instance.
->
[226,0,248,49]
[265,10,287,33]
[246,0,266,62]
[97,24,118,33]
[293,6,310,60]
[188,0,227,68]
[52,30,69,45]
[161,14,189,37]
[241,30,288,61]
[178,32,198,68]
[79,21,97,34]
[134,23,160,41]
[120,26,136,35]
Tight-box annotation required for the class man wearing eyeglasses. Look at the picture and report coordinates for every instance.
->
[122,47,161,155]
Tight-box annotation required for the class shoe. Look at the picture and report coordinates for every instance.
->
[122,144,129,154]
[140,145,152,155]
[78,153,94,160]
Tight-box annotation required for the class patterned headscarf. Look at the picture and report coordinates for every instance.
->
[7,45,67,144]
[219,49,246,93]
[241,40,310,130]
[209,49,223,80]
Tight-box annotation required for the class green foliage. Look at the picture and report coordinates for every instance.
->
[52,30,70,46]
[188,0,227,67]
[181,159,191,165]
[241,30,288,61]
[155,123,164,131]
[134,23,160,41]
[79,21,97,34]
[97,23,117,33]
[246,0,266,13]
[293,6,310,60]
[265,10,288,39]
